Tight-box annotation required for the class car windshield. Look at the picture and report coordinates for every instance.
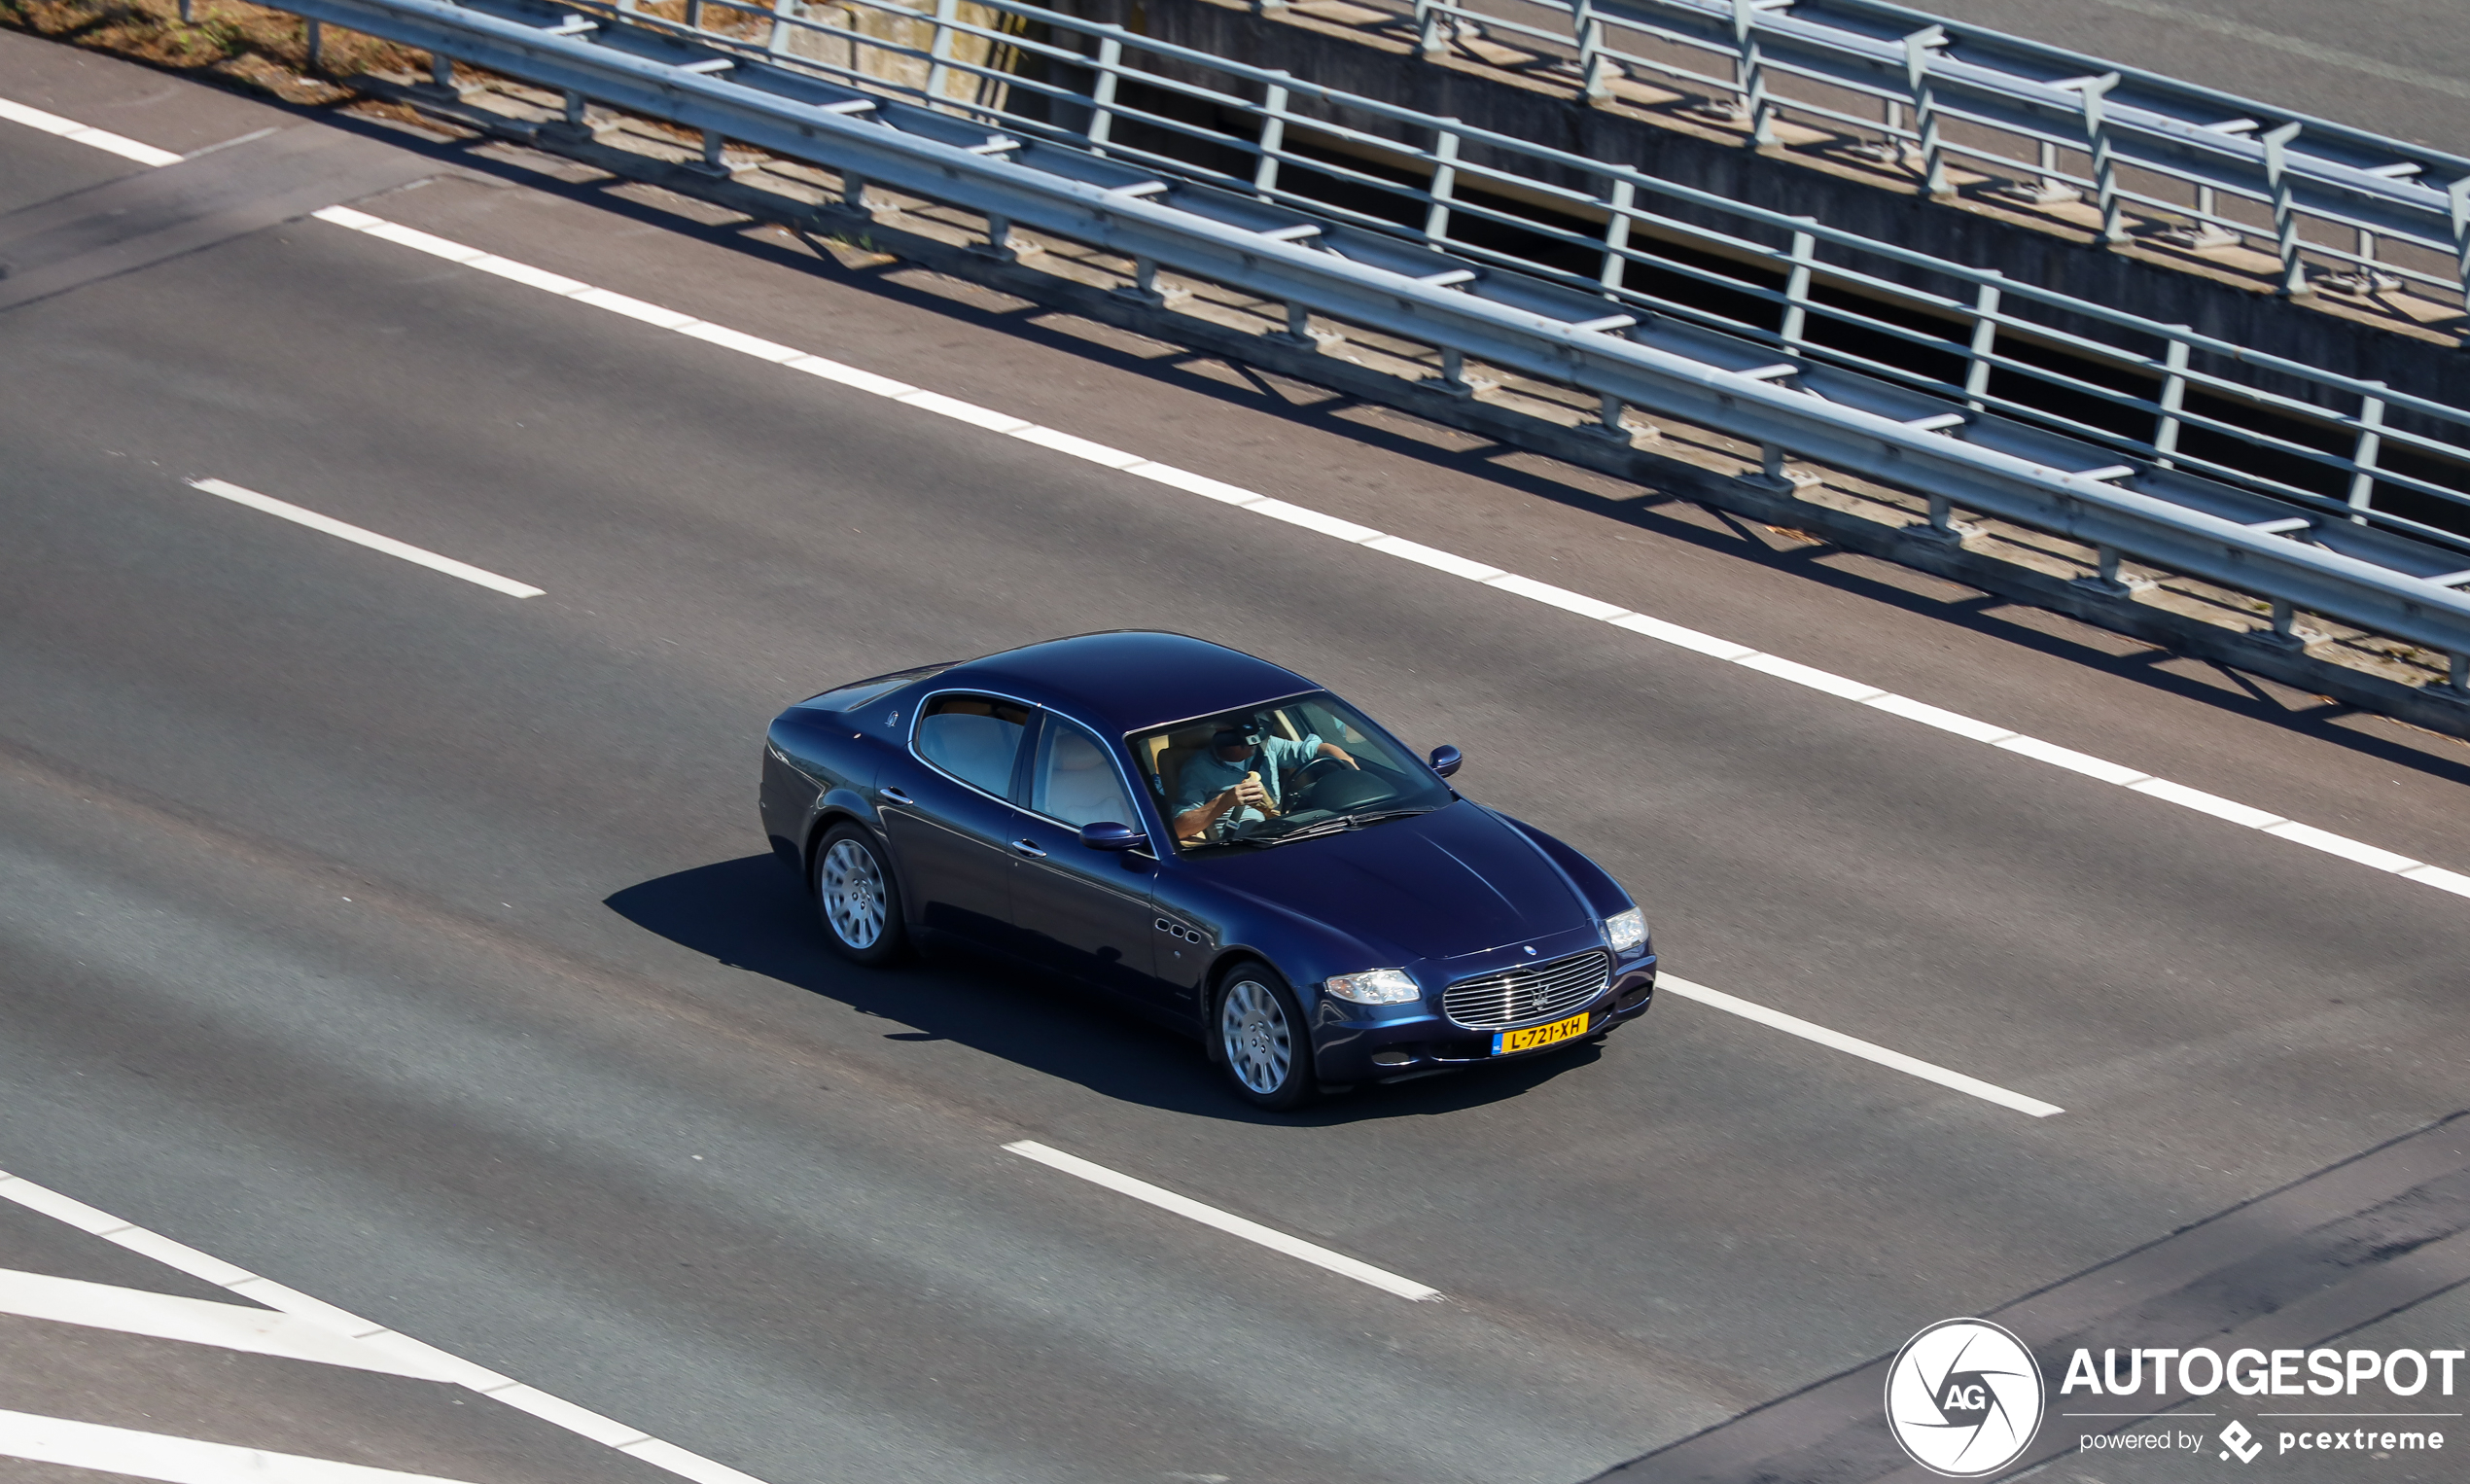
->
[1130,691,1453,854]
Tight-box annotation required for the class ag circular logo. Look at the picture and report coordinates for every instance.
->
[1884,1318,2046,1477]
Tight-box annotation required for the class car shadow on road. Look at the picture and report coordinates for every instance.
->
[606,854,1601,1125]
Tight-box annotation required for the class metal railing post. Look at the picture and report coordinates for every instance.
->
[1417,0,1448,60]
[1903,27,1949,196]
[927,0,961,103]
[2080,73,2126,243]
[2081,544,2130,596]
[1962,276,2001,412]
[1253,74,1288,199]
[767,0,794,54]
[1586,391,1632,442]
[1425,123,1461,246]
[179,0,192,21]
[2262,121,2310,295]
[1575,0,1611,106]
[1599,178,1634,296]
[1114,255,1164,306]
[2348,383,2386,522]
[687,0,703,28]
[1730,0,1776,148]
[979,212,1013,259]
[2450,177,2470,319]
[1089,35,1123,153]
[1921,491,1960,539]
[2154,333,2190,467]
[305,17,323,68]
[1780,222,1815,354]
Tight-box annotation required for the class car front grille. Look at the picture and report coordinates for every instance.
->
[1440,949,1612,1030]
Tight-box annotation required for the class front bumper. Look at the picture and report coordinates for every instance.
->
[1311,960,1657,1084]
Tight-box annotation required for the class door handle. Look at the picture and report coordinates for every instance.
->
[879,787,913,805]
[1010,838,1048,858]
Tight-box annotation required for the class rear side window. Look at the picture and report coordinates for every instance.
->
[915,694,1031,796]
[1031,717,1136,829]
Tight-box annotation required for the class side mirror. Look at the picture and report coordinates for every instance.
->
[1079,821,1146,851]
[1428,744,1463,778]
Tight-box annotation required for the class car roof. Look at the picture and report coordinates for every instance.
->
[937,632,1318,734]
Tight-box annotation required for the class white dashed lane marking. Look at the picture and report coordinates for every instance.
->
[1656,976,2064,1117]
[188,478,545,599]
[1002,1141,1447,1300]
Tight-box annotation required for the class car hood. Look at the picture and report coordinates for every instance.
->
[1199,800,1593,961]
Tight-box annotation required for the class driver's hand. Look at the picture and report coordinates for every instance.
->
[1230,775,1271,811]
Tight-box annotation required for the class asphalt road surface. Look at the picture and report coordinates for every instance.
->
[2,27,2467,1484]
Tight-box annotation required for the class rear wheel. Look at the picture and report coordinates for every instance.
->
[814,824,906,966]
[1216,964,1316,1110]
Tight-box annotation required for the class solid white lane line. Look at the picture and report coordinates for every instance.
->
[0,1170,774,1484]
[0,1408,485,1484]
[0,96,182,166]
[281,203,2470,911]
[1657,975,2065,1118]
[187,478,545,599]
[0,1268,448,1380]
[1002,1141,1445,1302]
[10,103,2444,908]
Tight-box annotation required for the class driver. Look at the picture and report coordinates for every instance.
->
[1172,717,1357,841]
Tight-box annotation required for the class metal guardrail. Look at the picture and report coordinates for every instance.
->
[270,0,2470,691]
[1381,0,2470,312]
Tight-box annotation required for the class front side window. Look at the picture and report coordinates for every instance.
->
[1130,690,1452,853]
[1030,717,1136,829]
[915,694,1031,796]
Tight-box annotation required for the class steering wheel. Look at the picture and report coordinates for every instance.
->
[1287,755,1353,801]
[1288,755,1395,814]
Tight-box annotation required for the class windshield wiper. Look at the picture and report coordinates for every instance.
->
[1254,806,1435,845]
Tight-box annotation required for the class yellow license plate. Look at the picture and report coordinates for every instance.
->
[1492,1011,1590,1055]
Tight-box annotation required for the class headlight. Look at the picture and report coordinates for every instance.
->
[1606,908,1647,957]
[1323,969,1422,1005]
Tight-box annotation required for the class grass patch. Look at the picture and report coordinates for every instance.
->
[0,0,426,105]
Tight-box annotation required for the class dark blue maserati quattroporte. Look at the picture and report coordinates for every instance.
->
[759,633,1656,1108]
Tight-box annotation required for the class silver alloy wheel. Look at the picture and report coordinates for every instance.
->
[819,838,887,949]
[1220,977,1291,1095]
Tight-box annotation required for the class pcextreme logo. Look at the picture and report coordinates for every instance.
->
[1886,1319,2047,1477]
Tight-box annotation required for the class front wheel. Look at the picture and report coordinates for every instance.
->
[1216,964,1317,1111]
[813,823,907,966]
